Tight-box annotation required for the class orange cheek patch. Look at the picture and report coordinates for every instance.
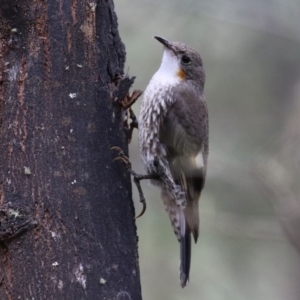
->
[176,69,186,80]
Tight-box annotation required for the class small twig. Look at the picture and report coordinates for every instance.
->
[128,108,138,144]
[120,90,143,110]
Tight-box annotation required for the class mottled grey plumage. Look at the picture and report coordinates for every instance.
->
[139,36,209,287]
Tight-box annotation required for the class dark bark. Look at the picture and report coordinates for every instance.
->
[0,1,142,299]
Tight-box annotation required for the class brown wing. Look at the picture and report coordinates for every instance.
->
[159,87,208,242]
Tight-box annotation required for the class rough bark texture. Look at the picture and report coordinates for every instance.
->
[0,1,142,299]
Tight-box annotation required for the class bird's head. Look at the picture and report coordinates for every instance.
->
[154,36,205,88]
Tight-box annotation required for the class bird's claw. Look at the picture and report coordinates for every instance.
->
[112,156,130,165]
[110,146,131,169]
[110,146,124,153]
[134,198,146,219]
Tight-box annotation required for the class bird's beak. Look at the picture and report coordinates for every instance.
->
[154,36,176,54]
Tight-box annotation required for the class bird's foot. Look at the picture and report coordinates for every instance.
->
[111,147,159,218]
[111,146,132,169]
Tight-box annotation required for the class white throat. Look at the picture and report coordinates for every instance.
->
[151,49,181,86]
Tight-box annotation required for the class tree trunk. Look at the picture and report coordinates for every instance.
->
[0,1,142,299]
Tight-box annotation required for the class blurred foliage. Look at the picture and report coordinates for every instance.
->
[115,0,300,299]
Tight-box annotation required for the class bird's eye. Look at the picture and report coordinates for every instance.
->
[181,55,191,64]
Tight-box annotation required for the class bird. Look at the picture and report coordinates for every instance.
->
[138,36,209,287]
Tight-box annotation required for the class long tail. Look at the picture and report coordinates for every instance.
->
[179,210,191,288]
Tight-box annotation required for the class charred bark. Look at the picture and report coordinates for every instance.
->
[0,1,141,299]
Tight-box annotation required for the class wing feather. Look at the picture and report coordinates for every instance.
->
[160,88,208,241]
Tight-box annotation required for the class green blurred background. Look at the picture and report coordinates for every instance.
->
[115,1,300,299]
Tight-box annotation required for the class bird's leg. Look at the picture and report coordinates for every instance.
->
[130,170,160,218]
[111,146,159,218]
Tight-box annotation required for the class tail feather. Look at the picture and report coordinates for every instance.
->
[180,211,192,288]
[171,156,202,243]
[184,200,199,243]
